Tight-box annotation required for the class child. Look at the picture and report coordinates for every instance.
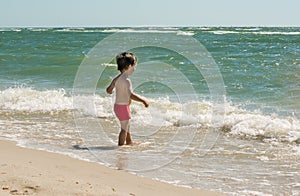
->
[106,52,149,146]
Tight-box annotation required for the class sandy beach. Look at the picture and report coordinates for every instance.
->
[0,140,221,196]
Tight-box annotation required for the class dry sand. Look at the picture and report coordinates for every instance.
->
[0,140,222,196]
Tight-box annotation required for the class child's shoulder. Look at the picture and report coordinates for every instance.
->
[126,78,132,83]
[114,73,122,79]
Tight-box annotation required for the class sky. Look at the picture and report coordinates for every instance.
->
[0,0,300,27]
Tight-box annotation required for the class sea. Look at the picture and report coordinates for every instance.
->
[0,27,299,195]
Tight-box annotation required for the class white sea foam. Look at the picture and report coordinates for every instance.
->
[49,27,195,35]
[100,63,116,67]
[1,87,299,143]
[193,27,213,31]
[102,28,195,36]
[292,146,300,155]
[209,30,300,35]
[239,190,273,196]
[27,28,49,32]
[235,27,262,31]
[0,87,72,112]
[223,107,300,142]
[0,28,22,32]
[50,27,300,36]
[176,31,195,36]
[209,30,240,35]
[53,28,104,33]
[253,31,300,35]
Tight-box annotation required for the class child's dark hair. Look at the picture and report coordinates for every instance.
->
[116,52,137,71]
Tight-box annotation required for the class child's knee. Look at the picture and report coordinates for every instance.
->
[120,120,130,131]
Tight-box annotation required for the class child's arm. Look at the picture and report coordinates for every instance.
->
[106,74,121,94]
[130,92,149,108]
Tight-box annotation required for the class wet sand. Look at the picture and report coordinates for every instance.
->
[0,140,222,196]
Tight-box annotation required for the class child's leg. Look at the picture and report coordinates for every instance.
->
[126,124,133,145]
[118,129,126,146]
[118,120,129,146]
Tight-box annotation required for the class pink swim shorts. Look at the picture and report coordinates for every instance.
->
[114,104,131,121]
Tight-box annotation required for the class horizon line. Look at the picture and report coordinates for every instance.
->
[1,25,300,28]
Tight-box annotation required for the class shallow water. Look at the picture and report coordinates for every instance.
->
[1,97,299,195]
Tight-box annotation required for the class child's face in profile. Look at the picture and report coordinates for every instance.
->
[127,64,136,75]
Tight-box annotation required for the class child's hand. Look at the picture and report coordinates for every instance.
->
[143,100,149,108]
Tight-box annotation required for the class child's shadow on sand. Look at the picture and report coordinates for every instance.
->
[72,145,118,151]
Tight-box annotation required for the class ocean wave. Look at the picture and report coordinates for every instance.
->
[1,28,298,36]
[0,28,22,32]
[222,109,300,143]
[234,27,262,31]
[1,87,299,143]
[209,30,300,35]
[209,30,241,35]
[176,31,195,36]
[0,88,72,112]
[46,27,195,35]
[0,28,50,32]
[101,28,195,36]
[252,31,300,35]
[100,63,116,67]
[190,27,213,31]
[26,28,50,32]
[53,28,105,33]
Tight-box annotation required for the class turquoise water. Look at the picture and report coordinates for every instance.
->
[1,27,299,116]
[0,27,300,195]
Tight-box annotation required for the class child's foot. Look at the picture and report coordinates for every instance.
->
[126,141,140,146]
[125,132,133,145]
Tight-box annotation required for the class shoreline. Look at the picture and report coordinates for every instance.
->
[0,139,222,196]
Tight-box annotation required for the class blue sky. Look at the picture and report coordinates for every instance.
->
[1,0,299,27]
